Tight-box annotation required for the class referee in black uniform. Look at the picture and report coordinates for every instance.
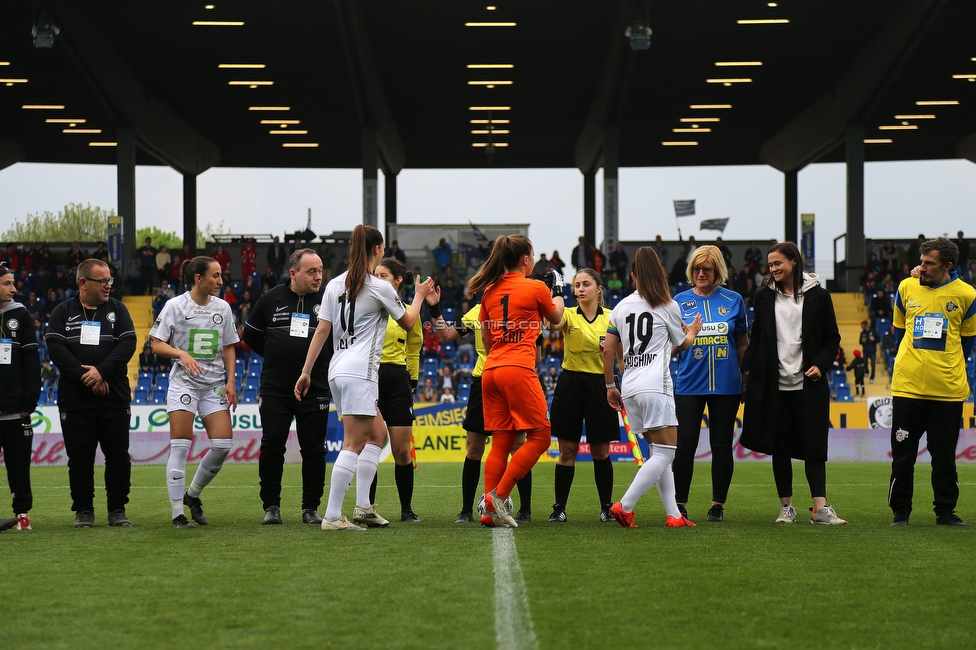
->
[243,249,332,525]
[46,259,137,528]
[0,262,41,531]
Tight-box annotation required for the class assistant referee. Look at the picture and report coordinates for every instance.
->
[243,249,332,525]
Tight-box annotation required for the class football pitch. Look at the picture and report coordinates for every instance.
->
[2,462,975,649]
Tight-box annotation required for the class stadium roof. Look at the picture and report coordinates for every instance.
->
[2,0,975,177]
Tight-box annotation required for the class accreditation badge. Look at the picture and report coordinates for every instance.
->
[80,321,101,345]
[290,313,311,338]
[0,338,11,365]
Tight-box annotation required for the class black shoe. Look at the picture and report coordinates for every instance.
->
[677,503,688,517]
[401,509,421,523]
[302,509,323,524]
[183,491,208,525]
[514,510,531,524]
[549,505,567,523]
[262,505,283,525]
[600,508,614,523]
[707,504,725,522]
[74,511,95,528]
[936,513,970,527]
[172,514,194,529]
[0,517,17,532]
[890,511,910,527]
[455,511,473,523]
[108,509,133,527]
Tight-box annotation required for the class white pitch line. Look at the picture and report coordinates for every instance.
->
[493,528,538,650]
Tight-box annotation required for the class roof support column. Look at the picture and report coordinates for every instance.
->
[845,124,866,291]
[603,126,619,258]
[362,126,378,228]
[0,134,24,172]
[117,126,136,270]
[784,169,798,244]
[583,170,596,248]
[183,172,197,253]
[385,169,397,244]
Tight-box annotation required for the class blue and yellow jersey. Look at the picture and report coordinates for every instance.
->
[460,303,487,378]
[892,274,976,401]
[556,305,610,375]
[673,287,748,395]
[380,302,424,381]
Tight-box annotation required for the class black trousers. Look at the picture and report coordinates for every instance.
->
[0,417,34,514]
[258,395,328,511]
[888,397,963,516]
[772,390,826,499]
[863,348,876,380]
[673,394,740,504]
[60,407,131,513]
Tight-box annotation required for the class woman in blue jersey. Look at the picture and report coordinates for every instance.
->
[151,256,239,528]
[548,268,620,523]
[672,246,749,523]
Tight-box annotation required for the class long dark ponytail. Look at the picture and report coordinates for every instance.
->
[346,225,384,300]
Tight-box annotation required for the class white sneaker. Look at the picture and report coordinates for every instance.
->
[353,506,389,528]
[810,505,848,525]
[775,505,797,523]
[321,515,365,531]
[11,513,31,531]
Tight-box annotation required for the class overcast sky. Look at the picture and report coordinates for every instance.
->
[1,158,974,278]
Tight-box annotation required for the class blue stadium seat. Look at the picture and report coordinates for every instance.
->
[250,350,263,365]
[423,358,438,377]
[133,388,148,405]
[834,383,853,402]
[243,388,258,403]
[150,391,166,405]
[442,307,456,324]
[608,293,621,308]
[136,374,154,391]
[829,369,846,388]
[154,375,169,390]
[875,317,891,336]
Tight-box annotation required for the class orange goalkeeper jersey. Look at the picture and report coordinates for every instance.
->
[480,272,557,371]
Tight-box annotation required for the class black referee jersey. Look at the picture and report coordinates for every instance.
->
[45,297,137,410]
[242,283,333,398]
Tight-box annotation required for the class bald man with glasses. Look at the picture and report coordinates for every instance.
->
[46,259,137,528]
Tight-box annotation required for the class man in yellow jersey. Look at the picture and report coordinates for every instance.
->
[889,237,976,527]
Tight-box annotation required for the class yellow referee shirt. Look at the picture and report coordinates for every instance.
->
[461,304,487,378]
[380,302,423,381]
[556,305,609,375]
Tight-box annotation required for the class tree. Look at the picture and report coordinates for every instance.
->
[1,203,113,241]
[135,226,182,251]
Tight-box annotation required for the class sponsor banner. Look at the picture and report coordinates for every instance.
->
[6,401,975,466]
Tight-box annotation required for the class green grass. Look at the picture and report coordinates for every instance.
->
[2,462,975,649]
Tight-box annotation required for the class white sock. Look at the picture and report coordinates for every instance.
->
[657,465,681,518]
[188,439,233,498]
[326,450,358,520]
[620,444,676,512]
[167,439,191,518]
[356,443,383,509]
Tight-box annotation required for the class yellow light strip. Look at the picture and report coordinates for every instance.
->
[260,119,300,124]
[470,119,510,124]
[467,64,514,69]
[219,64,266,69]
[715,61,762,66]
[690,104,732,109]
[45,118,86,123]
[229,81,273,86]
[680,117,720,122]
[0,78,28,83]
[469,106,511,111]
[471,129,510,135]
[662,141,699,146]
[864,139,893,144]
[952,74,976,79]
[22,104,64,109]
[282,143,319,148]
[269,130,309,135]
[737,19,789,24]
[63,128,102,134]
[0,62,9,66]
[192,21,244,26]
[249,106,290,111]
[916,100,958,105]
[472,142,509,147]
[894,114,936,119]
[673,128,712,133]
[879,125,918,130]
[464,22,517,27]
[707,78,752,84]
[89,141,117,147]
[467,80,513,85]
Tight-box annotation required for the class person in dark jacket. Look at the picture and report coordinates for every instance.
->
[740,242,847,525]
[0,263,42,531]
[46,259,137,528]
[846,350,867,396]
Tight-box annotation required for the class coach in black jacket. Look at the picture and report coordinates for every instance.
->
[0,263,41,531]
[46,259,137,528]
[243,249,332,525]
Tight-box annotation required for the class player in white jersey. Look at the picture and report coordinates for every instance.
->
[603,247,701,528]
[295,225,434,530]
[150,256,239,528]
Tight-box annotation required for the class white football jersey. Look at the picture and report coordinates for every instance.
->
[320,272,406,382]
[150,292,239,390]
[609,293,685,397]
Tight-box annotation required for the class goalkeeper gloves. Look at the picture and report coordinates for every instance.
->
[543,269,564,296]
